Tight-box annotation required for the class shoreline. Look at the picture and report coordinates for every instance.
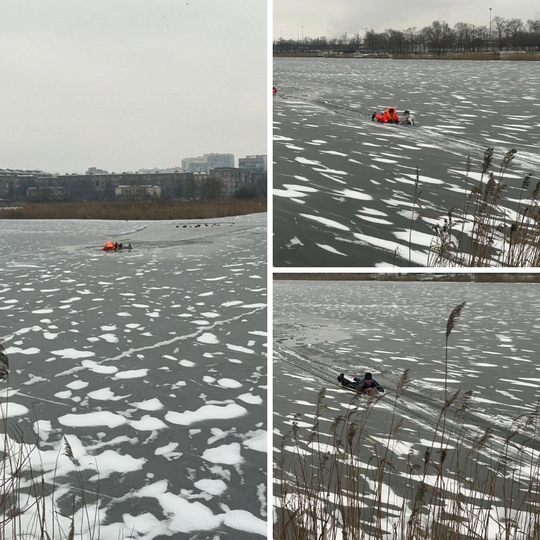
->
[274,51,540,61]
[273,273,540,283]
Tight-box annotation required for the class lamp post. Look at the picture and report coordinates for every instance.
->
[365,27,368,53]
[489,8,492,52]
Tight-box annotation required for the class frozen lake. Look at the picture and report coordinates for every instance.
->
[273,279,540,538]
[0,215,267,539]
[273,58,540,267]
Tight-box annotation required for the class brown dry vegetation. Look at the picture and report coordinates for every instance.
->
[0,199,266,220]
[393,52,540,61]
[426,148,540,267]
[274,52,329,58]
[500,51,540,61]
[0,425,101,539]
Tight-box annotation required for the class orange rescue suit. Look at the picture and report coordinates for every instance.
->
[375,108,400,123]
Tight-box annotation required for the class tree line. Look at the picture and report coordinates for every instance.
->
[274,17,540,56]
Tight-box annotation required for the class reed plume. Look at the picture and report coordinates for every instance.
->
[445,302,466,338]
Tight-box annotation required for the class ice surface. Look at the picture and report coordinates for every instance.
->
[274,59,540,267]
[0,216,267,538]
[274,279,540,539]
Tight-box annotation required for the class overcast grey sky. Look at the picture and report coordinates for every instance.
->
[274,0,540,41]
[1,0,267,174]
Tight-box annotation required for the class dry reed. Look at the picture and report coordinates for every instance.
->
[427,148,539,267]
[0,199,266,221]
[0,365,102,540]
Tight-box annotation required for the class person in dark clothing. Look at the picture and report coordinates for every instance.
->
[338,372,384,394]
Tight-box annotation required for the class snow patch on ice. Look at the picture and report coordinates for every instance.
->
[165,403,248,426]
[202,442,243,465]
[58,411,128,428]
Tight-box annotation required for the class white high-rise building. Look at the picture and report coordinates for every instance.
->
[238,155,267,172]
[182,153,234,173]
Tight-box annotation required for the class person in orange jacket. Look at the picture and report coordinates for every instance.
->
[372,107,400,124]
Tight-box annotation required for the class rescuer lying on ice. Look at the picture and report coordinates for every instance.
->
[337,371,385,395]
[372,107,400,124]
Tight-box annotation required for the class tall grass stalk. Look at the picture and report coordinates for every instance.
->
[408,170,422,267]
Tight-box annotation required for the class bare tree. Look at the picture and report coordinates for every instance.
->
[454,22,472,52]
[273,15,539,56]
[365,30,376,54]
[470,25,488,52]
[506,18,524,50]
[403,27,418,53]
[385,29,406,54]
[352,32,361,52]
[493,16,506,51]
[424,20,455,55]
[526,18,540,49]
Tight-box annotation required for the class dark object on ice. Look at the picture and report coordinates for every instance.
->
[103,241,132,251]
[338,372,384,394]
[402,110,416,125]
[0,344,9,381]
